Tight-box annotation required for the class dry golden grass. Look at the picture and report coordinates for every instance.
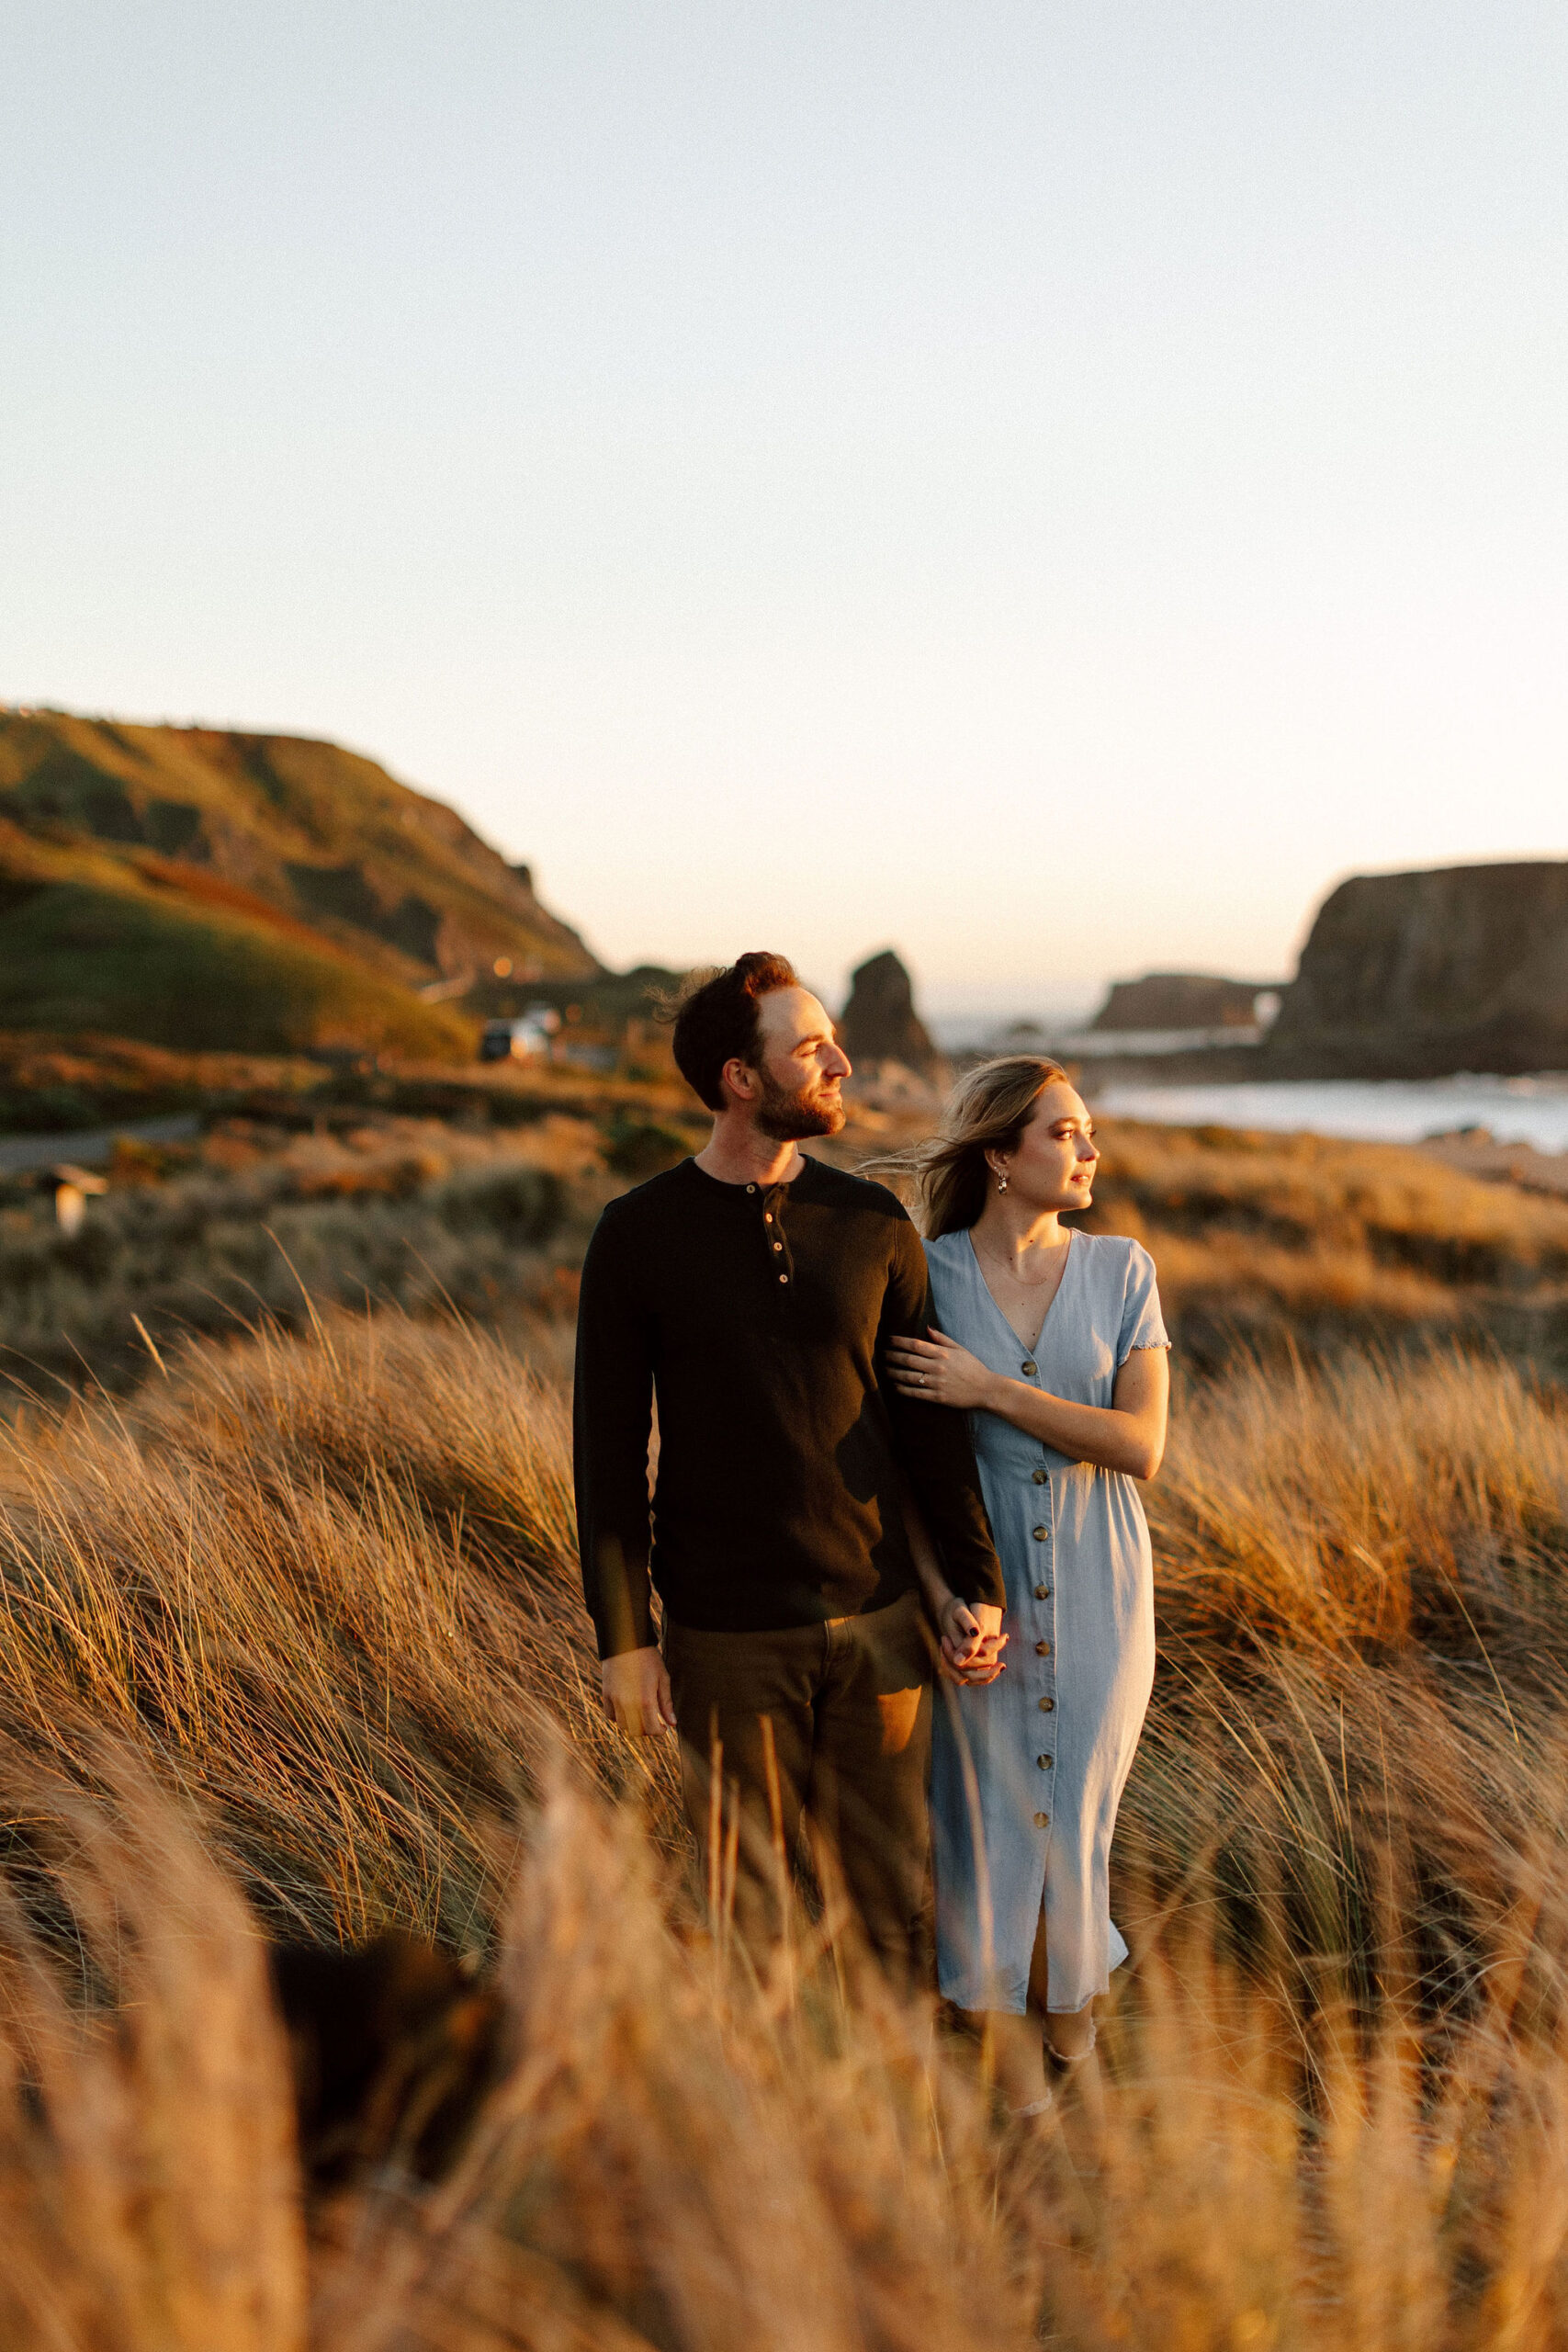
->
[0,1314,678,1947]
[0,1112,615,1396]
[1125,1345,1568,2060]
[1154,1342,1568,1657]
[1093,1118,1568,1278]
[0,1754,306,2351]
[1080,1119,1568,1363]
[855,1109,1568,1367]
[9,1738,1568,2351]
[4,1309,1568,2345]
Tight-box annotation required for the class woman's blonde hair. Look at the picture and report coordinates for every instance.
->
[889,1055,1075,1237]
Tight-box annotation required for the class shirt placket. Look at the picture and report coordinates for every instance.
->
[1016,1342,1057,1841]
[751,1180,795,1298]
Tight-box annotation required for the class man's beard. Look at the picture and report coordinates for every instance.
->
[755,1065,845,1141]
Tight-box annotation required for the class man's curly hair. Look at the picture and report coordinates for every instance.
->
[669,952,799,1112]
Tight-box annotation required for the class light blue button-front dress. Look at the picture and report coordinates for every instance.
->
[925,1227,1169,2016]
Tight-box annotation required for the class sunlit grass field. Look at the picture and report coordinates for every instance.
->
[1080,1115,1568,1372]
[6,1237,1568,2346]
[7,1095,1568,1398]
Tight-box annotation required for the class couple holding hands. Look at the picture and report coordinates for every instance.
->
[573,952,1168,2116]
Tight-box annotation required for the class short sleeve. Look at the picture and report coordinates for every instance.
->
[1117,1240,1170,1366]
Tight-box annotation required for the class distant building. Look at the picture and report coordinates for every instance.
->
[479,1006,561,1063]
[44,1162,107,1235]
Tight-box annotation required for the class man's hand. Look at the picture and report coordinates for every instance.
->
[601,1645,677,1737]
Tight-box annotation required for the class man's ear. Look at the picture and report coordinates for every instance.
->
[720,1056,759,1105]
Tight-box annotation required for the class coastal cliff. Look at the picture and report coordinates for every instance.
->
[1090,972,1277,1031]
[1266,862,1568,1078]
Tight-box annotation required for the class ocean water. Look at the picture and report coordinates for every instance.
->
[1089,1075,1568,1154]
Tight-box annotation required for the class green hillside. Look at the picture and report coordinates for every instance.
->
[0,822,471,1057]
[0,709,600,1058]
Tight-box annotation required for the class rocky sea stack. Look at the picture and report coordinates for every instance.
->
[838,949,941,1076]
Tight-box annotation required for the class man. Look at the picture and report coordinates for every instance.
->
[573,950,1004,1978]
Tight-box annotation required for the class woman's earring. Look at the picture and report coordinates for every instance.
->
[996,1170,1009,1194]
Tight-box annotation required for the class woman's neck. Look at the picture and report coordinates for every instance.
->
[971,1198,1066,1272]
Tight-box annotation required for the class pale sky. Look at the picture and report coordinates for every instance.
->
[3,3,1565,1022]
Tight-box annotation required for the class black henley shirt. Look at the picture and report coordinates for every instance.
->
[573,1154,1004,1659]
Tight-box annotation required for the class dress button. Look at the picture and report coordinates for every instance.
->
[1040,1694,1055,1711]
[1021,1360,1037,1375]
[1033,1811,1050,1827]
[1035,1638,1050,1654]
[1033,1584,1048,1600]
[1032,1526,1048,1542]
[1032,1468,1047,1485]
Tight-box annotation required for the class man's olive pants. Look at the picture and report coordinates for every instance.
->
[664,1588,933,1982]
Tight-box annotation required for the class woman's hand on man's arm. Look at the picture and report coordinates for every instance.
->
[886,1328,1001,1412]
[887,1328,1169,1480]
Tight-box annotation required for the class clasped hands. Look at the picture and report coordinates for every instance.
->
[937,1596,1007,1685]
[601,1596,1008,1736]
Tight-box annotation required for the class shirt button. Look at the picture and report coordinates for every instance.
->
[1032,1468,1047,1485]
[746,1184,755,1193]
[1021,1359,1037,1375]
[779,1273,788,1283]
[1040,1694,1055,1711]
[773,1241,783,1252]
[1032,1526,1048,1542]
[1036,1754,1051,1770]
[1035,1637,1050,1654]
[764,1212,773,1222]
[1033,1584,1048,1600]
[1033,1810,1050,1827]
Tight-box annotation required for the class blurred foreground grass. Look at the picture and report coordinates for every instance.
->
[6,1308,1568,2346]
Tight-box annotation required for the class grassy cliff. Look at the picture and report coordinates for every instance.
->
[0,708,600,1057]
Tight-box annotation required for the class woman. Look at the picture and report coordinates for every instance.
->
[886,1057,1168,2117]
